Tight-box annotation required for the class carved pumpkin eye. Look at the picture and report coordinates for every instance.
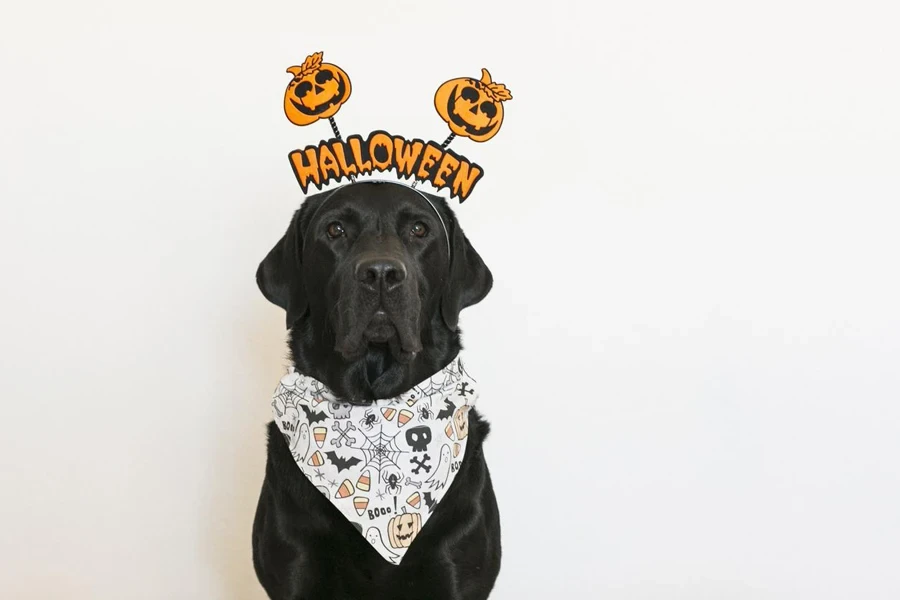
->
[433,69,511,142]
[460,86,480,102]
[283,55,353,126]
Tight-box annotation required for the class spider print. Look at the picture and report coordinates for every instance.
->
[359,409,378,431]
[384,473,402,496]
[417,404,434,422]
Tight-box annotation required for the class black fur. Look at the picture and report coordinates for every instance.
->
[252,182,501,599]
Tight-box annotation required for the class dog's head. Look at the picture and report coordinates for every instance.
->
[257,181,491,401]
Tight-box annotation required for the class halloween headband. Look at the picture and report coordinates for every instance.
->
[283,52,512,202]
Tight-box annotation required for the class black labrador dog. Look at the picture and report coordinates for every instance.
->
[252,181,501,600]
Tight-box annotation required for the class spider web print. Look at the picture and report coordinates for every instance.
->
[358,425,408,481]
[271,390,293,418]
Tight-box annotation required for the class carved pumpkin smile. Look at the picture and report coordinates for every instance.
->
[289,68,348,116]
[434,68,512,142]
[284,52,352,126]
[445,84,500,137]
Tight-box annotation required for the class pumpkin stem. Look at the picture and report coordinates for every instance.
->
[288,51,325,79]
[480,68,513,103]
[303,51,324,73]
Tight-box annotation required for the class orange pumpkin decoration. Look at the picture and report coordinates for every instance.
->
[284,51,352,126]
[434,68,512,142]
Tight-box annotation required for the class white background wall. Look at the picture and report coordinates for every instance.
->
[2,1,899,598]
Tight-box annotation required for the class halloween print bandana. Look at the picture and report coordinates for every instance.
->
[271,356,477,564]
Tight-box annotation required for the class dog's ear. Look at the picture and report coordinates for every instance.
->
[440,208,493,331]
[257,209,307,329]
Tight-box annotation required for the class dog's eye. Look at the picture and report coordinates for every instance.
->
[411,222,428,238]
[326,222,345,239]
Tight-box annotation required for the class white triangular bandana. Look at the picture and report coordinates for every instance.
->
[271,356,477,564]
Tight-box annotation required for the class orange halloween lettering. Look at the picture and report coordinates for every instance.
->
[369,132,393,171]
[318,144,341,180]
[417,143,443,180]
[347,135,372,175]
[288,132,484,201]
[288,148,322,192]
[451,160,482,201]
[433,152,460,188]
[394,137,424,178]
[331,141,358,177]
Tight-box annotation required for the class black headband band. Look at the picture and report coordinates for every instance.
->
[305,180,452,257]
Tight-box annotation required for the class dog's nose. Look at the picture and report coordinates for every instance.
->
[355,257,407,292]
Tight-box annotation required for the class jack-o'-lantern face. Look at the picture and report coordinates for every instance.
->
[434,68,512,142]
[453,406,470,440]
[387,512,422,549]
[284,52,352,126]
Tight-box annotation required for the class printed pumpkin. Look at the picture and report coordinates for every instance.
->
[434,68,512,142]
[453,405,470,440]
[387,512,422,549]
[284,52,352,126]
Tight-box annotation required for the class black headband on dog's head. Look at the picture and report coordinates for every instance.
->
[306,180,451,257]
[283,51,512,204]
